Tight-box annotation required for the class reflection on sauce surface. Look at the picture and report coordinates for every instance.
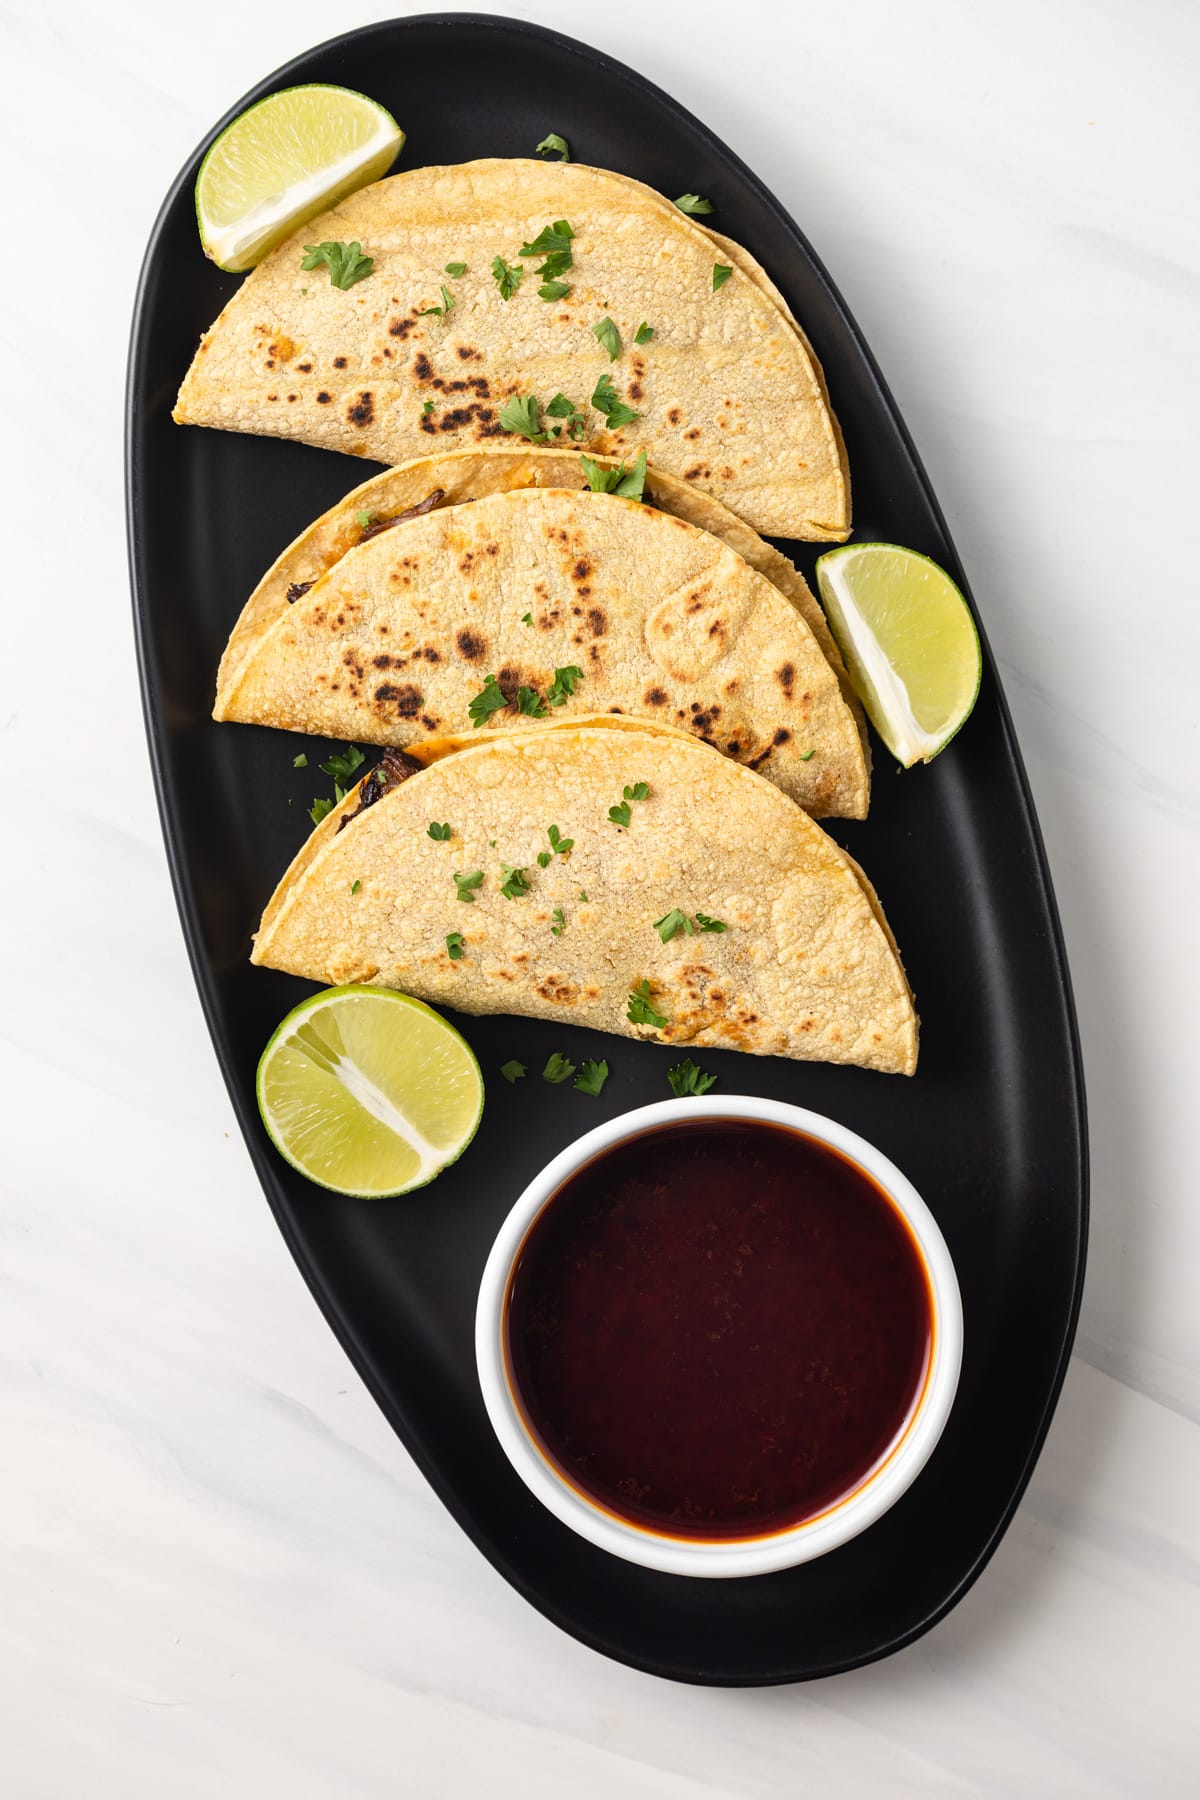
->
[504,1121,932,1540]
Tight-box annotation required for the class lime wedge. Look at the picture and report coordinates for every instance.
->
[256,987,482,1198]
[196,85,404,272]
[815,543,982,766]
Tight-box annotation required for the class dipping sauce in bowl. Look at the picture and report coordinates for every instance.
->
[503,1119,933,1542]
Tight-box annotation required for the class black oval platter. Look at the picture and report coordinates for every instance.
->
[126,13,1088,1685]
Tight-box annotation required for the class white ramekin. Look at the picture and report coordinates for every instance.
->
[475,1095,963,1578]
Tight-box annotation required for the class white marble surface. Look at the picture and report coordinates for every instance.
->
[3,0,1198,1791]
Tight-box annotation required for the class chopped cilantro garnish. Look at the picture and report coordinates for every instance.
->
[608,801,631,828]
[536,132,571,161]
[422,399,435,416]
[695,912,727,933]
[519,220,575,286]
[627,980,668,1030]
[634,321,654,344]
[453,870,485,903]
[668,1058,717,1097]
[654,908,694,943]
[547,824,573,855]
[574,1059,608,1097]
[427,821,451,840]
[491,254,524,300]
[578,890,589,902]
[580,450,646,501]
[591,372,639,429]
[292,752,308,768]
[500,1059,527,1083]
[550,906,566,936]
[712,262,733,292]
[545,392,587,438]
[592,316,621,361]
[537,851,552,868]
[350,879,361,894]
[499,864,533,899]
[625,782,649,801]
[799,748,816,761]
[468,672,509,727]
[300,240,374,289]
[517,685,548,718]
[320,745,365,784]
[309,796,335,825]
[542,1051,576,1084]
[417,283,455,319]
[498,393,548,442]
[445,931,465,960]
[356,510,373,529]
[674,194,714,216]
[539,279,571,301]
[520,611,533,626]
[444,261,467,277]
[546,664,584,707]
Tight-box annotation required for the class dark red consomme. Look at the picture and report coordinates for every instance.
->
[503,1121,933,1541]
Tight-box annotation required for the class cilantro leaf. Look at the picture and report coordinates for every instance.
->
[300,240,374,289]
[350,879,361,894]
[799,748,816,762]
[536,132,571,161]
[608,801,631,828]
[453,870,485,903]
[543,1051,576,1085]
[309,796,335,825]
[550,905,566,936]
[521,611,533,625]
[634,321,654,344]
[574,1059,608,1097]
[320,745,365,784]
[538,279,571,301]
[498,393,548,442]
[674,194,714,216]
[500,1058,527,1083]
[427,821,451,840]
[592,316,621,361]
[491,254,524,300]
[654,908,695,943]
[627,981,668,1030]
[422,399,435,416]
[468,673,509,727]
[418,283,456,319]
[445,931,465,960]
[356,510,374,529]
[580,449,647,502]
[578,890,589,902]
[545,392,586,437]
[292,752,308,768]
[519,219,575,262]
[624,782,649,801]
[546,664,584,707]
[499,864,533,899]
[668,1058,717,1097]
[695,912,727,933]
[712,262,733,292]
[547,824,574,855]
[444,261,467,277]
[517,685,548,718]
[537,851,552,868]
[591,373,640,429]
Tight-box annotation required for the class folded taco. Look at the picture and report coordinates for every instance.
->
[215,480,870,818]
[174,159,850,541]
[252,725,917,1074]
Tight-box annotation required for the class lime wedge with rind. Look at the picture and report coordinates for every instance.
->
[196,85,404,272]
[816,543,981,767]
[257,986,482,1198]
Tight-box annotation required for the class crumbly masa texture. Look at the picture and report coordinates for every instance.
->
[218,485,869,818]
[252,727,916,1073]
[217,446,866,755]
[174,159,850,541]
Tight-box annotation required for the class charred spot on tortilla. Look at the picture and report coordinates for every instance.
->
[348,392,375,426]
[667,406,683,425]
[777,662,796,698]
[456,627,488,663]
[286,580,315,604]
[413,353,435,383]
[374,682,423,719]
[644,686,668,706]
[333,356,348,369]
[336,749,420,829]
[296,361,312,373]
[389,317,417,339]
[316,391,332,404]
[773,727,792,746]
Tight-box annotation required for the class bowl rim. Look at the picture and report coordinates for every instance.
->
[474,1095,964,1578]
